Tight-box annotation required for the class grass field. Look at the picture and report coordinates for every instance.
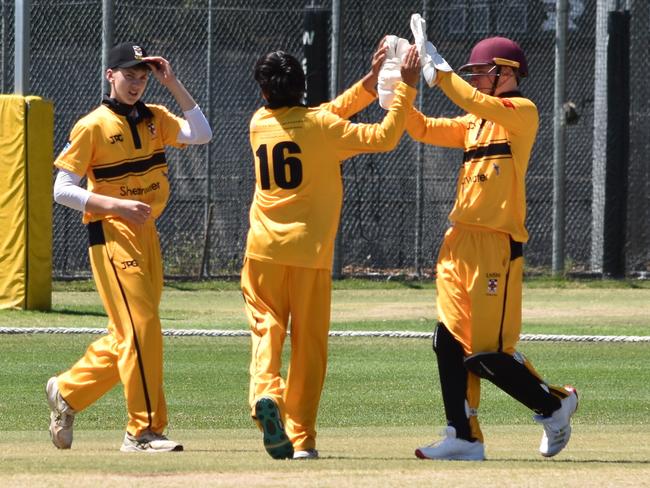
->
[1,280,649,487]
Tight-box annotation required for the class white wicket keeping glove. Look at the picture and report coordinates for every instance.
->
[377,35,410,109]
[410,13,452,87]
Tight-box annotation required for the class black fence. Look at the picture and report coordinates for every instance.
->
[0,0,647,278]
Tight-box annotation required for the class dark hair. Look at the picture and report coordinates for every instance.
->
[254,51,305,108]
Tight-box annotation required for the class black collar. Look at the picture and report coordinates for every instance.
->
[498,90,523,99]
[102,95,153,122]
[265,102,307,110]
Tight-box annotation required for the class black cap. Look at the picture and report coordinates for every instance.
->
[107,42,149,69]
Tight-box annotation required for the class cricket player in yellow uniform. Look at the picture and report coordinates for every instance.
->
[396,35,578,460]
[242,45,420,459]
[46,42,211,452]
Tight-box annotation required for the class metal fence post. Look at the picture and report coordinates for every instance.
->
[414,0,428,278]
[14,0,29,94]
[1,0,8,92]
[331,0,343,279]
[200,0,214,279]
[590,0,615,274]
[552,0,568,275]
[101,0,113,98]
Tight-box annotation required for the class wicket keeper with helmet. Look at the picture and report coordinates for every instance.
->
[398,31,579,460]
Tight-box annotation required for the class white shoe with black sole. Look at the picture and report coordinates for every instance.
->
[120,430,184,452]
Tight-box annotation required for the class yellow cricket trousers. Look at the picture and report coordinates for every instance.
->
[436,223,541,441]
[56,217,167,437]
[241,258,331,451]
[436,223,523,356]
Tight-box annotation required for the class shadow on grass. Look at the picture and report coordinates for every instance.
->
[52,308,107,318]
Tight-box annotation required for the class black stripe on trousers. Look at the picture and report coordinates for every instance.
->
[89,220,153,431]
[497,239,524,352]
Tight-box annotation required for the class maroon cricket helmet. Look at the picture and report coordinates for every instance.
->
[459,37,528,77]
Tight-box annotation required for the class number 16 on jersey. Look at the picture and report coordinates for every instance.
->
[255,142,303,190]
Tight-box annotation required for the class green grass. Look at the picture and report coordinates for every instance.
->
[1,282,649,484]
[3,281,649,336]
[1,335,649,432]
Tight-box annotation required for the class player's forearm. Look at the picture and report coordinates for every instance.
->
[375,81,416,148]
[352,81,416,151]
[165,78,197,112]
[53,172,123,215]
[85,193,124,214]
[438,72,538,133]
[405,107,465,148]
[322,80,375,119]
[361,70,378,96]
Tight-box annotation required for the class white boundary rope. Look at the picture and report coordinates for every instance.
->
[1,327,649,342]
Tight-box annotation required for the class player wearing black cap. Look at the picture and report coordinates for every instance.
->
[46,42,212,452]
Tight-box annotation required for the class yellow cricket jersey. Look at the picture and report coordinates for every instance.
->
[407,72,538,242]
[54,102,185,223]
[246,80,416,270]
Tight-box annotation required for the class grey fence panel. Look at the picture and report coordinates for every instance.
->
[1,0,646,278]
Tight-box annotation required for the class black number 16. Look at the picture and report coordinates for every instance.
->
[255,141,303,190]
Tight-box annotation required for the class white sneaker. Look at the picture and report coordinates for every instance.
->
[120,430,184,452]
[293,448,319,459]
[415,426,485,461]
[534,386,578,457]
[46,376,75,449]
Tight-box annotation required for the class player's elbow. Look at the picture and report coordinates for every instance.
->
[192,125,213,145]
[199,125,213,144]
[52,186,64,205]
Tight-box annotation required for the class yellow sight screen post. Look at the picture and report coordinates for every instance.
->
[0,95,53,310]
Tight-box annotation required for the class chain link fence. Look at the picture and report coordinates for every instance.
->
[0,0,647,279]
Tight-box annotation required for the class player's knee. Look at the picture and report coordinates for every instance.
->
[464,351,511,379]
[433,322,464,355]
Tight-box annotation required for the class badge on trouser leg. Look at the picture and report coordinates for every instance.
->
[255,397,294,459]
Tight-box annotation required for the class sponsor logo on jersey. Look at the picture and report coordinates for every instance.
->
[487,278,498,295]
[119,181,161,197]
[121,259,139,270]
[147,122,156,136]
[462,173,488,185]
[109,134,124,144]
[501,98,515,109]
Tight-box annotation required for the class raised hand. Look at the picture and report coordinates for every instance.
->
[142,56,177,88]
[362,39,390,94]
[400,45,421,88]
